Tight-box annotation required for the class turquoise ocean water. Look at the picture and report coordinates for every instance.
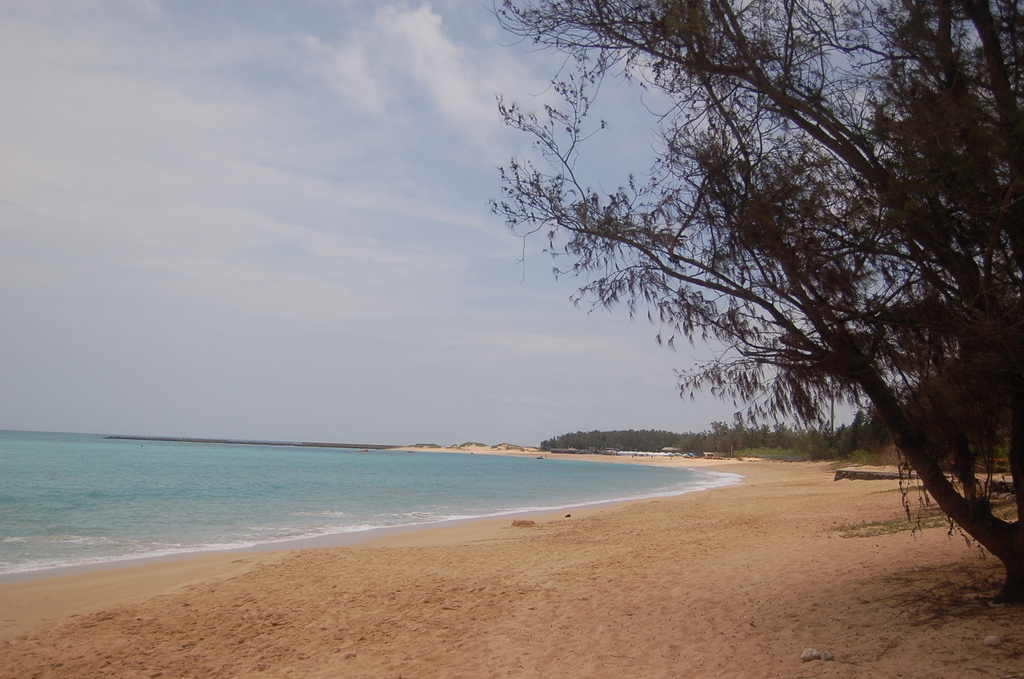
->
[0,431,740,577]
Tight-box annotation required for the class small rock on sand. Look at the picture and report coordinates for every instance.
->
[801,649,821,662]
[984,635,1001,647]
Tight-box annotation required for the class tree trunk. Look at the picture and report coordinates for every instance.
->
[855,363,1024,602]
[995,555,1024,604]
[996,389,1024,603]
[1010,390,1024,538]
[899,436,1024,603]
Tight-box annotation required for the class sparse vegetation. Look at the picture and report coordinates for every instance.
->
[740,447,805,461]
[837,515,950,538]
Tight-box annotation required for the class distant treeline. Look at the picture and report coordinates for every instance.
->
[540,411,892,460]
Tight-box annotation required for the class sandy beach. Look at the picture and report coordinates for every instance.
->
[1,457,1020,678]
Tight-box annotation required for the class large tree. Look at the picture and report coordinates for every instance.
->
[494,0,1024,602]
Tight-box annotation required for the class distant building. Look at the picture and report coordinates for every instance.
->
[550,448,617,455]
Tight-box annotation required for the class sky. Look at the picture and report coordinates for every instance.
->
[0,0,747,447]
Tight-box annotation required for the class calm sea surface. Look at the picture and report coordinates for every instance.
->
[0,430,740,576]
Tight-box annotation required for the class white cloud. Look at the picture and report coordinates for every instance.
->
[302,3,552,160]
[382,5,499,146]
[0,0,744,445]
[306,36,389,114]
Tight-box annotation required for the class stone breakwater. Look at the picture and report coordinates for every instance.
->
[105,435,397,450]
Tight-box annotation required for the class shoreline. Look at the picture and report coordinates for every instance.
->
[0,457,754,639]
[0,450,744,584]
[3,459,1017,678]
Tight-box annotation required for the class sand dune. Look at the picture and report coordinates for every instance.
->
[1,460,1019,678]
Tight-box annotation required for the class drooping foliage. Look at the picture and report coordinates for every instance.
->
[496,0,1024,601]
